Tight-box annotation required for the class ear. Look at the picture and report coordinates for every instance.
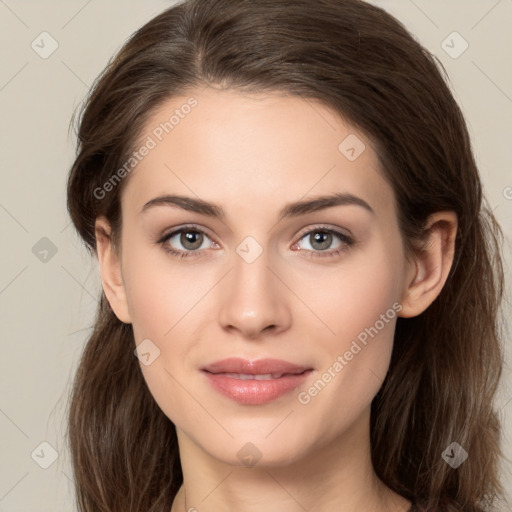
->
[95,216,132,324]
[398,211,458,318]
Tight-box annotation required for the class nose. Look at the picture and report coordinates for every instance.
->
[217,248,292,340]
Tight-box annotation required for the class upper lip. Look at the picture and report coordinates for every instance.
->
[202,358,312,375]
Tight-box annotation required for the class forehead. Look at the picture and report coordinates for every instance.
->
[122,87,395,220]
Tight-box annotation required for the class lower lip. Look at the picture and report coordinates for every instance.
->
[203,371,312,405]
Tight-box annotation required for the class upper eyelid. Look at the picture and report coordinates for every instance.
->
[295,224,352,240]
[160,224,216,243]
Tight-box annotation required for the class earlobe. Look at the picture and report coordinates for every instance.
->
[398,211,458,318]
[94,216,132,324]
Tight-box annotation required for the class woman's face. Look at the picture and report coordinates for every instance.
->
[108,87,415,466]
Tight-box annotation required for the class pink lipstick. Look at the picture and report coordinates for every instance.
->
[202,358,313,405]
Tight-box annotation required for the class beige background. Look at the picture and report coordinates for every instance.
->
[0,1,511,510]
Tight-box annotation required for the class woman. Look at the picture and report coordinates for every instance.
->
[65,0,507,511]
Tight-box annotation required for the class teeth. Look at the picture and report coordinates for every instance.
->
[221,372,284,380]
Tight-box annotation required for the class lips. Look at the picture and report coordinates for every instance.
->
[201,358,313,405]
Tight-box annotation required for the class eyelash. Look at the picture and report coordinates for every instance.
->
[156,224,355,260]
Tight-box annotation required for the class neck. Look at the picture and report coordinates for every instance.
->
[170,409,411,512]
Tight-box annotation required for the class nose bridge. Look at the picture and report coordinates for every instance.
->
[217,239,291,337]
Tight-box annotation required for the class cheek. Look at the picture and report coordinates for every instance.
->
[121,237,195,340]
[122,242,214,391]
[298,236,404,410]
[302,233,404,349]
[122,246,202,425]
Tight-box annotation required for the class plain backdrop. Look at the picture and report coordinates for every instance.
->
[0,1,511,510]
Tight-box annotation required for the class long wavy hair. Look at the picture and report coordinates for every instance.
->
[65,0,507,510]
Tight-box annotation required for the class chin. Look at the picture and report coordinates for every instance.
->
[195,422,320,469]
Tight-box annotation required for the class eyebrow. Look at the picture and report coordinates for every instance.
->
[141,192,375,221]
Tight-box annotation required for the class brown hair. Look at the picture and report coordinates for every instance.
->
[65,0,507,510]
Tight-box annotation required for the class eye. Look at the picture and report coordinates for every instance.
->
[293,226,355,258]
[157,225,217,259]
[157,224,355,260]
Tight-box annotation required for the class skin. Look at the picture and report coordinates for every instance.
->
[95,86,457,512]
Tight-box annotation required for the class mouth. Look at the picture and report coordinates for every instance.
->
[201,358,314,405]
